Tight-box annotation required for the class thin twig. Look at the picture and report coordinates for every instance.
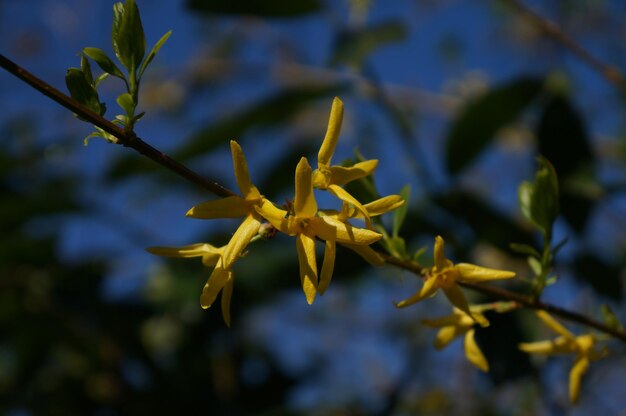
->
[0,53,235,198]
[3,52,626,343]
[503,0,626,93]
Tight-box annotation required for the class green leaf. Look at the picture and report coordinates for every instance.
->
[518,156,559,237]
[112,0,146,72]
[65,68,105,116]
[392,184,410,237]
[527,256,542,276]
[445,77,544,174]
[83,47,126,80]
[331,21,407,68]
[116,92,135,119]
[80,54,94,85]
[600,305,623,330]
[187,0,321,17]
[509,243,540,259]
[138,30,172,80]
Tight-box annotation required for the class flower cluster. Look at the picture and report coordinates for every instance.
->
[149,97,404,326]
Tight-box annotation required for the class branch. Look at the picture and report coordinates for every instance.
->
[503,0,626,94]
[3,53,625,343]
[0,54,235,198]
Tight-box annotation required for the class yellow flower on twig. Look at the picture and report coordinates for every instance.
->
[311,97,379,228]
[396,236,515,322]
[518,311,608,404]
[146,243,235,327]
[256,157,382,303]
[421,307,490,371]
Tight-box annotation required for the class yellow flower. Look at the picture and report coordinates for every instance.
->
[187,140,265,270]
[395,236,515,322]
[256,157,382,303]
[311,97,379,228]
[421,307,490,371]
[146,243,234,327]
[518,311,608,404]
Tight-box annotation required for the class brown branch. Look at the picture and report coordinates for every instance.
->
[503,0,626,94]
[0,53,235,198]
[3,52,625,343]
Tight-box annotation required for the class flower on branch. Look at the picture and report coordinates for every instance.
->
[421,307,490,371]
[518,311,608,404]
[395,236,515,323]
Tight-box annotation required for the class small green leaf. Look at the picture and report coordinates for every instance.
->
[527,256,542,276]
[95,73,110,87]
[390,236,408,259]
[413,246,427,263]
[116,92,135,118]
[112,0,146,72]
[518,156,559,237]
[138,30,172,80]
[392,184,410,237]
[83,47,126,80]
[446,78,544,174]
[600,304,623,330]
[65,68,105,116]
[80,54,94,85]
[509,243,540,259]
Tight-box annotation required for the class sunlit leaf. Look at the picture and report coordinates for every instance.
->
[83,47,126,80]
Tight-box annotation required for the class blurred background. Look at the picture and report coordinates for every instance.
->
[1,0,626,414]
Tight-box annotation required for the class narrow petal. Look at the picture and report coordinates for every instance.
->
[221,278,234,327]
[311,216,381,245]
[187,196,249,219]
[341,243,385,266]
[146,243,223,266]
[455,263,516,282]
[569,356,589,404]
[421,314,464,329]
[395,276,439,308]
[442,284,473,322]
[294,157,318,218]
[535,310,576,340]
[318,239,336,295]
[296,233,318,304]
[433,236,447,271]
[329,159,378,186]
[222,214,261,269]
[230,140,260,199]
[360,194,404,217]
[465,329,489,372]
[328,184,371,228]
[318,97,344,167]
[200,261,231,309]
[433,326,465,350]
[254,199,294,235]
[518,337,573,355]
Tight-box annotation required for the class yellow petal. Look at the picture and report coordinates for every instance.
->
[230,140,261,200]
[318,239,336,295]
[395,275,439,308]
[535,311,576,341]
[255,199,294,235]
[569,356,589,404]
[200,260,231,309]
[310,216,381,245]
[341,243,385,266]
[221,278,234,327]
[146,243,223,266]
[328,159,378,186]
[327,184,371,228]
[421,314,465,329]
[442,283,473,320]
[318,97,344,167]
[433,326,465,349]
[518,336,573,355]
[465,329,489,372]
[455,263,516,282]
[360,194,404,217]
[187,196,249,219]
[294,157,318,218]
[222,213,261,269]
[433,236,448,271]
[296,233,318,304]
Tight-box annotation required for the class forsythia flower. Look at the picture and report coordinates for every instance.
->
[395,236,515,322]
[187,140,265,270]
[421,307,490,371]
[311,97,379,228]
[256,157,382,303]
[147,243,235,327]
[518,311,608,404]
